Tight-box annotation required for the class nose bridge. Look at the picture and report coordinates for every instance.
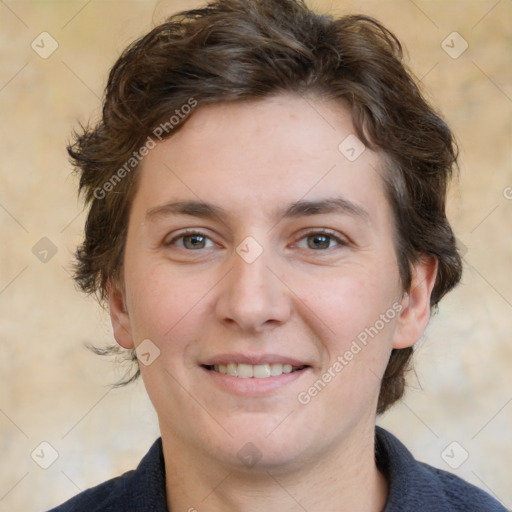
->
[215,235,290,330]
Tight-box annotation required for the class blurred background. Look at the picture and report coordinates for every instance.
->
[0,0,511,510]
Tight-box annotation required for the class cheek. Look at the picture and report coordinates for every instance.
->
[124,259,183,338]
[298,276,400,413]
[300,266,400,347]
[123,258,220,358]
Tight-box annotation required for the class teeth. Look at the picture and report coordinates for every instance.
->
[212,363,303,378]
[270,363,283,376]
[227,363,238,376]
[253,364,271,378]
[237,363,253,378]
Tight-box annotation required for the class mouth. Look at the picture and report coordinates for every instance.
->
[203,363,309,379]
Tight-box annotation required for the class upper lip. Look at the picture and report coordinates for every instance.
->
[201,353,311,367]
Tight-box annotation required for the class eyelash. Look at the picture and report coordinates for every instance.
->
[295,230,348,251]
[165,229,348,252]
[165,230,216,250]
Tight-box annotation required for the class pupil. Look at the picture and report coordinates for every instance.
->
[309,235,329,249]
[185,235,205,249]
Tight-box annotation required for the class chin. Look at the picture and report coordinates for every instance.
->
[208,416,320,471]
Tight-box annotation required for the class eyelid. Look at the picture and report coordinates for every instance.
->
[164,229,217,248]
[163,228,349,251]
[293,228,349,248]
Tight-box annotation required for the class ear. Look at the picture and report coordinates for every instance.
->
[393,256,438,349]
[107,280,135,349]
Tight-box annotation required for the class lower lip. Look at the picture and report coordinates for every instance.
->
[201,366,311,396]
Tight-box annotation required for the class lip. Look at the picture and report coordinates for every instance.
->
[200,364,312,397]
[201,353,310,367]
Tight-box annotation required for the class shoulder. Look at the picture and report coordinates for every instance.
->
[46,470,135,512]
[420,463,508,511]
[376,427,507,512]
[45,438,168,512]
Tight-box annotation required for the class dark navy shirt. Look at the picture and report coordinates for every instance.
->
[46,427,507,511]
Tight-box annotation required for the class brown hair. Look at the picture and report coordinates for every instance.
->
[68,0,462,414]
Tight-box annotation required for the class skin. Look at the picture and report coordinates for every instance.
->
[109,93,437,511]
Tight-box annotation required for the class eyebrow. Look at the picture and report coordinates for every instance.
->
[145,197,370,224]
[281,197,369,223]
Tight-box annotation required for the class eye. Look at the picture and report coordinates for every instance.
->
[166,231,216,250]
[295,231,346,250]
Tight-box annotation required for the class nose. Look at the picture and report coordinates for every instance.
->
[215,239,292,333]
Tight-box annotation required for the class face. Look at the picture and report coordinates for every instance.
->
[110,93,435,472]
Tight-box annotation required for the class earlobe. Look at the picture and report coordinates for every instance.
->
[392,256,438,349]
[107,280,135,349]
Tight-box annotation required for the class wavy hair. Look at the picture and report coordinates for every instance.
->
[68,0,462,413]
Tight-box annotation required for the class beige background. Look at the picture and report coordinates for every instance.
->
[0,0,511,510]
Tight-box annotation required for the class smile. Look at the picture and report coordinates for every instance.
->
[205,363,308,378]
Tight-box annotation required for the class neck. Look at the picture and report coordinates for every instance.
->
[161,421,388,512]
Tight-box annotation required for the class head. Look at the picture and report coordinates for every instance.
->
[69,0,462,469]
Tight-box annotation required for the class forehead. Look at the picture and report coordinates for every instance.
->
[164,94,363,172]
[134,93,388,224]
